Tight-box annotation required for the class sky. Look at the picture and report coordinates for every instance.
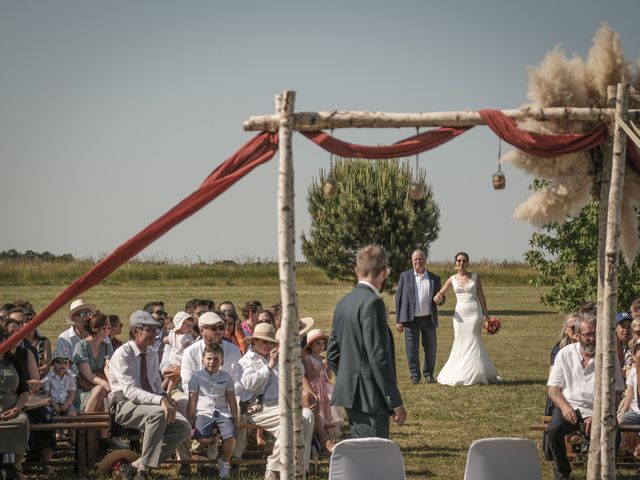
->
[1,1,638,264]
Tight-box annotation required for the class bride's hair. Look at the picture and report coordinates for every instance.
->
[454,252,469,262]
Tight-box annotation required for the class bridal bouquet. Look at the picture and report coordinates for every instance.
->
[484,316,501,335]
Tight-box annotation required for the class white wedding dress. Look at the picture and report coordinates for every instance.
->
[437,272,498,386]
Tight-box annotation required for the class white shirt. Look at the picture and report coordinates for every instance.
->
[181,338,242,394]
[626,368,640,414]
[108,340,165,406]
[357,281,379,297]
[548,342,595,417]
[167,331,195,366]
[414,270,432,317]
[43,370,76,404]
[188,369,234,418]
[238,348,278,403]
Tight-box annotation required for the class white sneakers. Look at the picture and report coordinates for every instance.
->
[217,458,231,478]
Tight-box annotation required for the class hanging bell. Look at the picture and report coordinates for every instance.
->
[323,178,337,198]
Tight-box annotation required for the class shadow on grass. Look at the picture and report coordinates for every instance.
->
[495,379,547,386]
[436,309,555,317]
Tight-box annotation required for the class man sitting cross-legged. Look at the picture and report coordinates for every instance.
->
[108,310,191,480]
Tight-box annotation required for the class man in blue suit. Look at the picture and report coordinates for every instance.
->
[327,245,407,439]
[395,249,443,384]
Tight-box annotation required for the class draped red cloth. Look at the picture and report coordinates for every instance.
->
[479,109,608,158]
[0,132,278,357]
[302,127,470,159]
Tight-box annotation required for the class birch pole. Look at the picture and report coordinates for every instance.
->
[276,90,303,480]
[587,85,616,480]
[600,83,629,479]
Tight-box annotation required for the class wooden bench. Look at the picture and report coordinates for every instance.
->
[26,412,111,475]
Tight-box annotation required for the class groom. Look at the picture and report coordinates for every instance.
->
[395,249,443,384]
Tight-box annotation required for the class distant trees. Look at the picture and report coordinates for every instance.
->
[0,249,75,261]
[525,199,640,313]
[301,158,440,286]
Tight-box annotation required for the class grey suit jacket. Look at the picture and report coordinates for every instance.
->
[327,283,403,415]
[395,269,442,327]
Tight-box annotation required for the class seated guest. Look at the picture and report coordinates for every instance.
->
[222,310,245,354]
[239,323,314,480]
[187,343,238,478]
[73,310,125,450]
[143,301,168,361]
[618,338,640,454]
[57,299,94,374]
[631,318,640,342]
[269,302,282,331]
[256,310,275,326]
[616,312,634,378]
[109,310,191,480]
[631,298,640,321]
[21,308,52,378]
[546,313,621,480]
[108,314,124,351]
[240,300,263,336]
[43,349,77,418]
[162,311,195,394]
[0,325,30,478]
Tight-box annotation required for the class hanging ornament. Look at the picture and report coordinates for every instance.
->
[409,127,424,200]
[492,138,506,190]
[323,129,337,198]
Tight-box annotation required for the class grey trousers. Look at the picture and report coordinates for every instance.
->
[345,408,390,439]
[247,404,314,472]
[113,399,191,469]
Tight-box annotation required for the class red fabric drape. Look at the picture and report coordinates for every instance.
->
[302,127,470,159]
[479,109,608,158]
[0,132,278,357]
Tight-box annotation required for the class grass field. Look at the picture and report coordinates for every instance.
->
[2,266,636,479]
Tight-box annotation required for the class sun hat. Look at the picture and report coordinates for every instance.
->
[299,317,314,336]
[616,312,633,325]
[198,311,224,327]
[244,323,278,344]
[129,310,160,328]
[172,311,194,332]
[50,347,72,365]
[65,298,96,325]
[96,449,140,474]
[304,329,328,352]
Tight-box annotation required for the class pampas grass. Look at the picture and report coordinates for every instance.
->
[508,22,640,263]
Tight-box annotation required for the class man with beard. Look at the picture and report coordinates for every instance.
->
[547,313,597,480]
[327,244,407,439]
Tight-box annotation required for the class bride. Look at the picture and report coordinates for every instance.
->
[433,252,498,386]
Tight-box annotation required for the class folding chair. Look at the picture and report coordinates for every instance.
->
[464,437,541,480]
[328,437,406,480]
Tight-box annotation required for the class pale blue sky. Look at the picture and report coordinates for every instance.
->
[1,1,638,264]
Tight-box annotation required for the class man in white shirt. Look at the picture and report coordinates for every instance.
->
[547,313,602,480]
[239,323,314,480]
[109,311,191,480]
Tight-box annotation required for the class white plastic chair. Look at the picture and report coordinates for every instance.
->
[464,437,541,480]
[328,437,406,480]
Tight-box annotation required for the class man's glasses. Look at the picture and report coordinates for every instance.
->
[76,310,93,319]
[141,325,159,333]
[202,324,225,331]
[152,310,167,317]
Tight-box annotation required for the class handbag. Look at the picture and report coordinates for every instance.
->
[240,371,271,415]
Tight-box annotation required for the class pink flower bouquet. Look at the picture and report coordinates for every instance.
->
[484,316,501,335]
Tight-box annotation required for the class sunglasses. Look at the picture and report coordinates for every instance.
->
[53,358,69,364]
[202,324,225,331]
[76,310,93,319]
[152,310,167,317]
[141,325,159,333]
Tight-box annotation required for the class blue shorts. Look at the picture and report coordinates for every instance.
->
[194,412,236,440]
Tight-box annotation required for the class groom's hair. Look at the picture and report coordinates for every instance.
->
[356,245,388,279]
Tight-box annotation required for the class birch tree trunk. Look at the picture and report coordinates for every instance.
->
[587,85,616,480]
[276,90,303,480]
[600,83,629,480]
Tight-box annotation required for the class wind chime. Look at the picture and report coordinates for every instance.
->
[409,127,425,200]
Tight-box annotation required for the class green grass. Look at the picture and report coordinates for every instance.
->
[3,269,635,479]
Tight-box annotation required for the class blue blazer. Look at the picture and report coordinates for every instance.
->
[395,269,442,327]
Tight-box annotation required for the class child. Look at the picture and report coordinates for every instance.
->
[162,311,195,393]
[42,349,77,441]
[187,343,238,479]
[303,328,343,453]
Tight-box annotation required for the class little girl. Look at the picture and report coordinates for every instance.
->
[162,311,195,393]
[303,328,343,452]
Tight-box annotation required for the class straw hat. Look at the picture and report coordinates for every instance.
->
[304,329,328,352]
[96,449,140,474]
[275,316,316,342]
[244,323,278,344]
[198,311,224,327]
[65,299,96,325]
[172,311,194,332]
